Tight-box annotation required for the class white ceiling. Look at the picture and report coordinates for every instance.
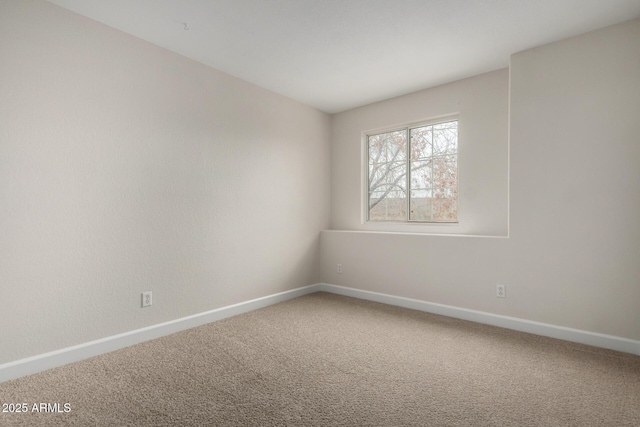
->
[47,0,640,113]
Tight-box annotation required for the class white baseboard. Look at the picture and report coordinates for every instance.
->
[3,282,638,384]
[0,284,322,384]
[318,283,640,356]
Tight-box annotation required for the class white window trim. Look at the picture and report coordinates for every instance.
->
[362,114,460,225]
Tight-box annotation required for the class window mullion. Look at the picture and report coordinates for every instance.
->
[406,128,411,221]
[429,125,434,221]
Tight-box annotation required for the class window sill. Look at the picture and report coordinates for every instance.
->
[324,228,509,239]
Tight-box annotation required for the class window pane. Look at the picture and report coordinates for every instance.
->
[368,130,407,221]
[433,196,457,221]
[369,189,406,221]
[433,121,458,155]
[432,155,457,188]
[409,190,433,221]
[433,186,457,199]
[409,160,433,189]
[369,161,406,190]
[408,120,458,222]
[410,126,432,160]
[368,130,406,163]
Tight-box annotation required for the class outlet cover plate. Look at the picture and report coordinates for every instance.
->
[142,291,152,307]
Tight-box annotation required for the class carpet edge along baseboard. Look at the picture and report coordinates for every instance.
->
[1,283,638,383]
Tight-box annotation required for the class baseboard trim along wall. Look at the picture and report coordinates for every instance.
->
[318,283,640,357]
[2,283,638,383]
[0,284,319,384]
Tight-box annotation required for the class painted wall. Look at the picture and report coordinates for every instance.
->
[322,19,640,340]
[330,69,509,236]
[0,1,330,364]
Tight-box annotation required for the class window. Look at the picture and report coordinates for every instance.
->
[366,118,458,223]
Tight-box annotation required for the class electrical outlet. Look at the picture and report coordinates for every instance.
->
[337,264,343,274]
[496,284,506,298]
[142,291,152,307]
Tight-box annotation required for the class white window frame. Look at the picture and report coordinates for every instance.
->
[363,115,459,224]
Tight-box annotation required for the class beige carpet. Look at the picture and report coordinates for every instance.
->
[1,292,639,426]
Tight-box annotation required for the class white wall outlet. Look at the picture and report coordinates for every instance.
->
[337,263,343,274]
[142,291,152,307]
[496,284,506,298]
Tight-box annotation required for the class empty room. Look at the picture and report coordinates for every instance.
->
[1,0,639,425]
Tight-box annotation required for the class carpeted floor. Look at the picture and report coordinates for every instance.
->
[1,292,639,426]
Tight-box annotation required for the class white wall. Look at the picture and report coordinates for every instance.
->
[330,69,509,236]
[322,18,640,341]
[0,0,330,364]
[2,1,638,369]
